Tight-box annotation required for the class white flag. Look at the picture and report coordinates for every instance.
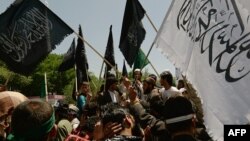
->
[155,0,250,140]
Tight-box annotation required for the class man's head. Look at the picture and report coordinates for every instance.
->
[148,94,164,118]
[0,84,6,92]
[143,77,155,94]
[101,104,134,132]
[80,81,90,94]
[68,104,79,120]
[105,76,118,91]
[163,96,196,136]
[148,74,157,82]
[160,70,173,88]
[177,79,185,90]
[8,100,56,141]
[133,69,142,81]
[54,100,69,122]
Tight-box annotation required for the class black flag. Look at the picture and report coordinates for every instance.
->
[58,39,75,72]
[122,60,128,77]
[119,0,146,67]
[75,25,89,89]
[0,0,73,75]
[104,25,116,72]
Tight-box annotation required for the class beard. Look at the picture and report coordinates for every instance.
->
[144,88,151,94]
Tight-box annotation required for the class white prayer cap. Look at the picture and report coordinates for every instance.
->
[134,68,141,72]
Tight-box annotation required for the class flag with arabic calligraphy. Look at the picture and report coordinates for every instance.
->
[0,0,73,75]
[119,0,146,67]
[155,0,250,140]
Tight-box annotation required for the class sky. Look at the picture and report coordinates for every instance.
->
[0,0,175,76]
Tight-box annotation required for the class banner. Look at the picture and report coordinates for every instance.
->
[75,25,89,89]
[122,60,128,77]
[104,25,116,72]
[0,0,73,75]
[133,48,149,70]
[119,0,146,67]
[58,39,75,72]
[155,0,250,140]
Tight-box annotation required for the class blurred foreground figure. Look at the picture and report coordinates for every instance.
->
[7,100,57,141]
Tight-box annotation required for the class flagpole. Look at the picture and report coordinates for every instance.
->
[85,63,90,83]
[44,72,48,102]
[4,75,10,87]
[143,12,161,76]
[103,67,107,92]
[139,50,160,77]
[115,64,119,79]
[99,61,104,80]
[84,63,97,90]
[74,64,78,93]
[141,42,160,77]
[46,15,117,74]
[148,60,160,77]
[73,31,117,73]
[145,13,158,32]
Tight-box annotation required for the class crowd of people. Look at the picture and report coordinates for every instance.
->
[0,69,212,141]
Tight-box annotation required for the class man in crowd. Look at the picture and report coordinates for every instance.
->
[98,76,120,106]
[101,103,142,141]
[164,96,197,141]
[54,101,73,141]
[159,70,181,101]
[7,100,57,141]
[0,84,6,92]
[77,81,92,114]
[133,69,144,100]
[141,77,162,111]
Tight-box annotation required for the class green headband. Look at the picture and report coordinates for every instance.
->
[7,112,55,141]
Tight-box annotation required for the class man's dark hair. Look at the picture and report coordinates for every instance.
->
[105,76,118,90]
[10,100,54,141]
[143,77,155,86]
[160,71,173,86]
[163,96,195,134]
[82,116,99,133]
[101,103,130,129]
[55,100,69,121]
[83,102,99,117]
[149,95,164,118]
[148,74,157,82]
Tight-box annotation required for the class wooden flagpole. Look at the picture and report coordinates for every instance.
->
[73,31,118,73]
[99,61,105,80]
[141,12,160,76]
[44,72,48,102]
[74,64,78,93]
[145,13,158,32]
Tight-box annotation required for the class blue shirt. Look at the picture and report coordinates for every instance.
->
[77,94,86,114]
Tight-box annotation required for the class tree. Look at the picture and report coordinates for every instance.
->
[0,54,103,103]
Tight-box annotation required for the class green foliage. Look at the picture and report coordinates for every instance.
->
[0,54,103,103]
[89,72,102,97]
[0,60,32,91]
[0,55,160,103]
[63,79,75,104]
[0,54,76,97]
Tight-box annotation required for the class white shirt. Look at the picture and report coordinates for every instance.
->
[109,90,118,103]
[160,86,182,100]
[71,118,80,130]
